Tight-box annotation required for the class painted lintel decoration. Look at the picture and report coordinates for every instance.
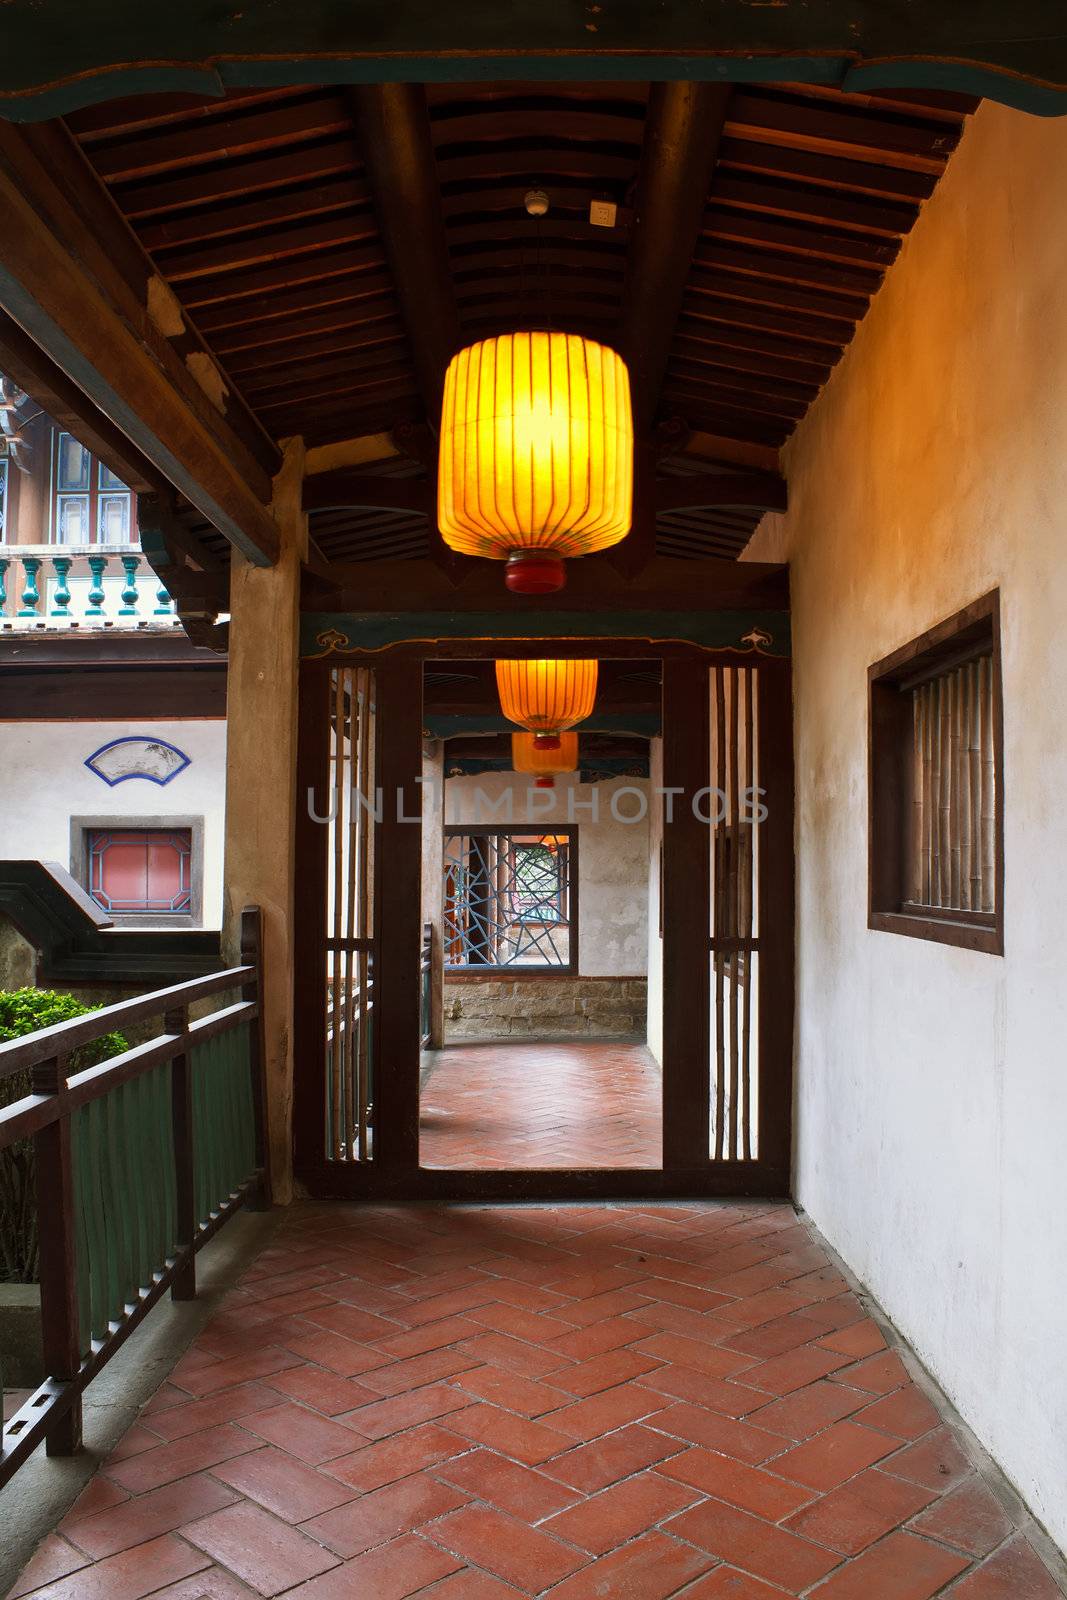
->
[85,737,191,787]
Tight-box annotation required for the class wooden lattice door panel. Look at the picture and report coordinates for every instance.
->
[324,665,376,1162]
[710,664,760,1162]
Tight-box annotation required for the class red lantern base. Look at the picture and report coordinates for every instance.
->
[534,776,556,789]
[533,732,562,750]
[504,552,566,594]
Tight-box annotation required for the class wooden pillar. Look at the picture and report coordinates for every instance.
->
[661,656,712,1170]
[421,737,446,1050]
[223,437,306,1204]
[372,657,424,1170]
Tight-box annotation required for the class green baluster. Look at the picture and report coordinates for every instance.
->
[0,557,8,615]
[154,579,173,617]
[119,554,141,616]
[18,555,41,617]
[51,555,73,619]
[86,554,108,617]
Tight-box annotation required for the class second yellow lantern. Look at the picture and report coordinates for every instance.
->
[496,659,598,748]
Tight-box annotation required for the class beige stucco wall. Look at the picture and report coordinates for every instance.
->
[746,101,1067,1547]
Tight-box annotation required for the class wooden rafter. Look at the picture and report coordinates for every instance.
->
[0,125,281,565]
[349,84,462,418]
[0,309,161,494]
[618,83,732,431]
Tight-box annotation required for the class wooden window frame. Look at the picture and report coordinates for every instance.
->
[868,591,1004,955]
[49,428,139,547]
[71,814,204,928]
[443,825,579,977]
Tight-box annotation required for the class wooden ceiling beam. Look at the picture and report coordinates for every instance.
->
[302,551,788,613]
[349,83,462,419]
[0,125,281,565]
[0,310,162,494]
[618,83,732,432]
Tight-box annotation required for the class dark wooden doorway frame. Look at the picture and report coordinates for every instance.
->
[293,638,793,1201]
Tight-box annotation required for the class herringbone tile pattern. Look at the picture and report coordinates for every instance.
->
[420,1042,662,1168]
[10,1202,1064,1599]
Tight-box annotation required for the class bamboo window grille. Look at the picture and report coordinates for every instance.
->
[908,654,996,915]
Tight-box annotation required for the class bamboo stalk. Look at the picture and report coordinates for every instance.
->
[948,666,962,907]
[741,668,755,1161]
[727,668,740,1162]
[980,654,996,912]
[912,685,924,904]
[357,668,373,1162]
[935,675,949,905]
[343,671,358,1151]
[713,668,727,1162]
[923,680,934,903]
[330,669,345,1159]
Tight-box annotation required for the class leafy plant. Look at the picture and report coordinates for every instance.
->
[0,989,127,1284]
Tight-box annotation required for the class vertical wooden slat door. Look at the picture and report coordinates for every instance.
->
[295,648,793,1199]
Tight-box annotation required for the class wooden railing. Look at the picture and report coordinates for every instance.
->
[0,907,268,1487]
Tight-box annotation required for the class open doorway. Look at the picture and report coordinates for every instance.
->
[418,657,664,1170]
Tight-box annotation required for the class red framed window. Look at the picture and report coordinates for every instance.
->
[88,829,192,914]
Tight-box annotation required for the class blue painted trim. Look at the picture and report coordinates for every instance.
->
[302,610,790,658]
[84,736,192,788]
[1,50,1066,122]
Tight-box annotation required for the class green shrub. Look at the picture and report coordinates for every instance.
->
[0,989,128,1284]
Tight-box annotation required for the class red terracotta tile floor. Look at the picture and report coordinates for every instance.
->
[419,1042,662,1168]
[9,1201,1066,1600]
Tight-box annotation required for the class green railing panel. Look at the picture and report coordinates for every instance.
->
[190,1023,255,1226]
[71,1061,177,1355]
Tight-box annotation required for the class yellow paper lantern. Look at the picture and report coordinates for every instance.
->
[439,332,633,593]
[512,732,579,788]
[497,660,597,748]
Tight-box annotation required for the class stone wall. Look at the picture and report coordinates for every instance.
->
[444,976,647,1040]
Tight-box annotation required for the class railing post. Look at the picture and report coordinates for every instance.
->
[167,1001,196,1300]
[18,554,41,618]
[0,555,9,614]
[86,554,108,618]
[50,555,73,620]
[32,1052,82,1456]
[119,553,141,616]
[240,905,272,1209]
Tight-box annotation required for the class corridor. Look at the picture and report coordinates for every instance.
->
[420,1043,663,1169]
[9,1201,1062,1600]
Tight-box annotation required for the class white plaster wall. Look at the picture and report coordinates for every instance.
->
[444,771,649,975]
[745,102,1067,1547]
[0,720,227,927]
[646,737,664,1063]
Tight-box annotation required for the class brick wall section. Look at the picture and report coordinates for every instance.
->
[443,975,647,1040]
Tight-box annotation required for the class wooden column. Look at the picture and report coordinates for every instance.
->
[421,738,446,1050]
[372,657,424,1170]
[223,437,306,1202]
[661,656,712,1170]
[756,658,795,1185]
